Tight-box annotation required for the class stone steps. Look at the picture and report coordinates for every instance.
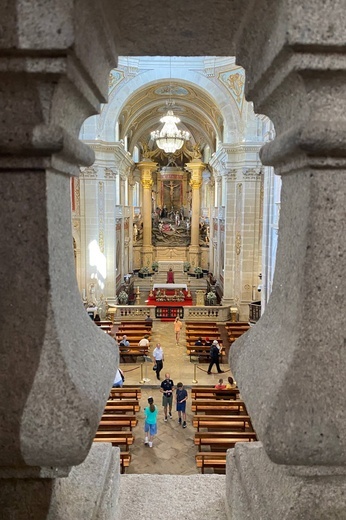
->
[116,473,228,520]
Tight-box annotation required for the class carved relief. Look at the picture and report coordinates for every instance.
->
[218,67,245,113]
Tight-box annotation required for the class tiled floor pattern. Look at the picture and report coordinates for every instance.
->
[121,321,233,475]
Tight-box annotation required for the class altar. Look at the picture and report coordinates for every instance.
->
[158,260,184,273]
[153,283,187,291]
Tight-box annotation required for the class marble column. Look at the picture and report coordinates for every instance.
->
[228,1,346,518]
[138,159,157,268]
[186,160,205,269]
[0,2,119,518]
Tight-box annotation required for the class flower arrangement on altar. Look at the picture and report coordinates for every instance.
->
[206,291,217,305]
[183,261,191,272]
[118,290,129,305]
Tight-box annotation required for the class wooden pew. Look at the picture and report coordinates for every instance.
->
[194,431,257,451]
[186,346,226,363]
[118,324,151,331]
[191,387,239,400]
[186,332,221,340]
[119,345,149,362]
[109,387,142,400]
[195,452,227,474]
[191,399,246,414]
[104,399,140,413]
[93,431,134,450]
[120,452,131,474]
[186,325,219,333]
[193,414,252,432]
[99,414,138,431]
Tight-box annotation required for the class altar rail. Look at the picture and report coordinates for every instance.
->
[108,305,231,322]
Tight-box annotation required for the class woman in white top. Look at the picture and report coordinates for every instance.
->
[152,343,164,381]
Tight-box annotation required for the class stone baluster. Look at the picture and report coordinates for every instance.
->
[228,1,346,518]
[0,1,118,517]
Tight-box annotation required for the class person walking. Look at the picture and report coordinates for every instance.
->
[174,316,183,345]
[112,368,125,388]
[160,373,174,421]
[207,340,224,374]
[144,396,158,448]
[152,343,164,380]
[176,382,188,428]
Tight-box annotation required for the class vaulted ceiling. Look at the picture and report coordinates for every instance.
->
[117,79,224,156]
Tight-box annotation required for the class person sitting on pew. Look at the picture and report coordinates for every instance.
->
[145,314,153,325]
[214,378,226,390]
[119,335,130,351]
[225,376,237,389]
[204,337,212,347]
[94,314,100,321]
[194,336,204,346]
[166,268,175,283]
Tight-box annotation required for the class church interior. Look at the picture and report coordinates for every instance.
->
[1,2,345,520]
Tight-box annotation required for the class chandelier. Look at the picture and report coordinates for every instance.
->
[151,109,189,154]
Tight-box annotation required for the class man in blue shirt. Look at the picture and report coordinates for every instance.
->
[160,373,174,422]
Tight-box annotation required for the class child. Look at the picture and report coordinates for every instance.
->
[144,396,158,448]
[176,382,188,428]
[215,378,226,390]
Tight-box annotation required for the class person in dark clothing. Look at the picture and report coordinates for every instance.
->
[194,337,204,346]
[207,340,224,374]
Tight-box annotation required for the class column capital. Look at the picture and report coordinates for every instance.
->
[186,159,205,189]
[138,159,157,188]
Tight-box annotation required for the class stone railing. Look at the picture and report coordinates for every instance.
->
[107,305,155,321]
[184,306,231,321]
[108,305,231,322]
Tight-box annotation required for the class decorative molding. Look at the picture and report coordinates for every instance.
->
[235,232,241,255]
[80,166,98,179]
[98,182,104,253]
[104,167,117,179]
[243,167,262,181]
[74,178,80,215]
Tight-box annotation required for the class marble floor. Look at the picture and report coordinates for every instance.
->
[119,320,233,475]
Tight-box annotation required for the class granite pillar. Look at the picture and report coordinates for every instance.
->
[229,0,346,517]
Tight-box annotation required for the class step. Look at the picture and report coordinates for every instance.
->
[117,474,228,520]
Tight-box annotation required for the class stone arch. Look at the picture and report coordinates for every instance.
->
[98,64,242,144]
